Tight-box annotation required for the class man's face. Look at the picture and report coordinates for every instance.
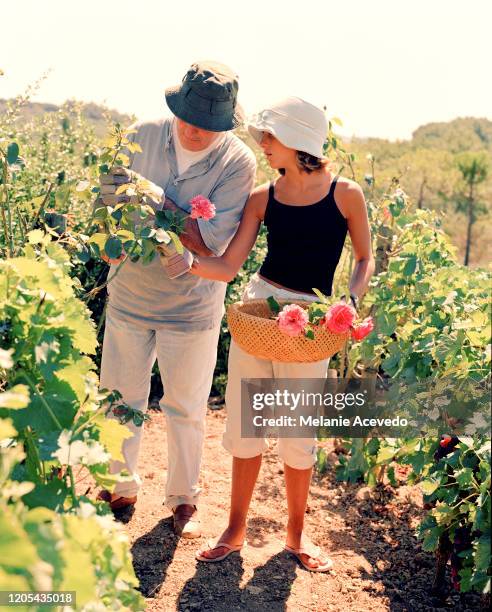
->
[175,118,221,152]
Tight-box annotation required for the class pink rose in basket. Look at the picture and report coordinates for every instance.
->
[324,302,357,334]
[277,304,309,337]
[190,195,216,221]
[351,317,374,341]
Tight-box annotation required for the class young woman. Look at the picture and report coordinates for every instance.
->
[190,97,375,571]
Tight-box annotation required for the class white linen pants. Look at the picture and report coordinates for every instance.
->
[223,273,330,469]
[100,312,221,508]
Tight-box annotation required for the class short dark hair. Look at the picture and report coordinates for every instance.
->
[279,151,329,175]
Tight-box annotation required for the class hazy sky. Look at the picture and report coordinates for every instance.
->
[2,0,491,140]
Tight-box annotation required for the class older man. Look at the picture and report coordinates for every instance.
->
[96,61,256,538]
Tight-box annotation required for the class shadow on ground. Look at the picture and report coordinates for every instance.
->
[179,551,297,612]
[131,516,178,599]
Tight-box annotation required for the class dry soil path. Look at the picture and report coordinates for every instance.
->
[99,406,483,612]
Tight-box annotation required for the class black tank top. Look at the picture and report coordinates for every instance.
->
[259,176,348,295]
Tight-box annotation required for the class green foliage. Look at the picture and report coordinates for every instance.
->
[333,187,491,594]
[456,151,489,186]
[412,118,492,154]
[418,437,491,593]
[348,118,492,266]
[0,242,146,608]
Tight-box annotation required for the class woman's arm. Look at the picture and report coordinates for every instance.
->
[339,181,376,298]
[189,185,267,282]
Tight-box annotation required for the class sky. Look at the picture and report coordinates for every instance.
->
[2,0,491,141]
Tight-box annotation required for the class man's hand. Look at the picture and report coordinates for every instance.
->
[161,196,214,257]
[157,241,194,279]
[101,250,126,265]
[99,166,164,207]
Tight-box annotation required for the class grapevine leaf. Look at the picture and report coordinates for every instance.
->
[27,229,45,244]
[167,230,183,255]
[266,296,281,315]
[87,232,107,250]
[77,244,91,263]
[0,505,39,568]
[0,418,17,439]
[7,142,19,165]
[420,478,441,496]
[115,229,135,241]
[422,526,442,551]
[9,379,78,434]
[104,236,123,260]
[55,355,95,403]
[0,384,30,409]
[22,479,69,510]
[154,228,171,244]
[58,521,98,606]
[95,416,133,463]
[474,535,491,571]
[312,288,328,303]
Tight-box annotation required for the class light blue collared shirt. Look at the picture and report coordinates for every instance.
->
[107,117,256,331]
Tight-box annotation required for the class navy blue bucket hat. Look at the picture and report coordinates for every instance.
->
[165,60,244,132]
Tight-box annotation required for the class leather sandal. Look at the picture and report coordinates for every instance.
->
[196,538,246,562]
[172,504,201,539]
[96,489,137,511]
[284,542,333,572]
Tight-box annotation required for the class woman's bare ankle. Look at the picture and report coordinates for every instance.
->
[223,523,247,540]
[286,523,305,548]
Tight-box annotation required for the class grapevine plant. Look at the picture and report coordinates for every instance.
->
[74,123,188,299]
[331,187,491,594]
[0,241,146,609]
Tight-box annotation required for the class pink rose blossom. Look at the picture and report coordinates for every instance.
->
[190,195,216,221]
[351,317,375,341]
[324,302,357,334]
[277,304,309,337]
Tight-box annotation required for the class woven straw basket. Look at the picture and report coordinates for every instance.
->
[227,299,349,363]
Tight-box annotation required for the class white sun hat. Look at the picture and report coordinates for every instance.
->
[247,96,328,158]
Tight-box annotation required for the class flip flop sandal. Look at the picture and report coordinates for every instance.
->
[196,538,246,563]
[284,543,333,573]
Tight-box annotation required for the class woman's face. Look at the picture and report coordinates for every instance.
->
[259,131,296,169]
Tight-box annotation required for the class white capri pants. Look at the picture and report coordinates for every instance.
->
[223,273,330,470]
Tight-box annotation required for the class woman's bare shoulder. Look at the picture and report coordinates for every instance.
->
[334,175,364,197]
[332,176,366,219]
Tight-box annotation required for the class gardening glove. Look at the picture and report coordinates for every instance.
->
[99,166,164,209]
[157,239,194,279]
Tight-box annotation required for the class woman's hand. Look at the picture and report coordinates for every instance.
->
[340,293,359,311]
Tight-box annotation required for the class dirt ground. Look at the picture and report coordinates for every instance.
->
[98,404,484,612]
